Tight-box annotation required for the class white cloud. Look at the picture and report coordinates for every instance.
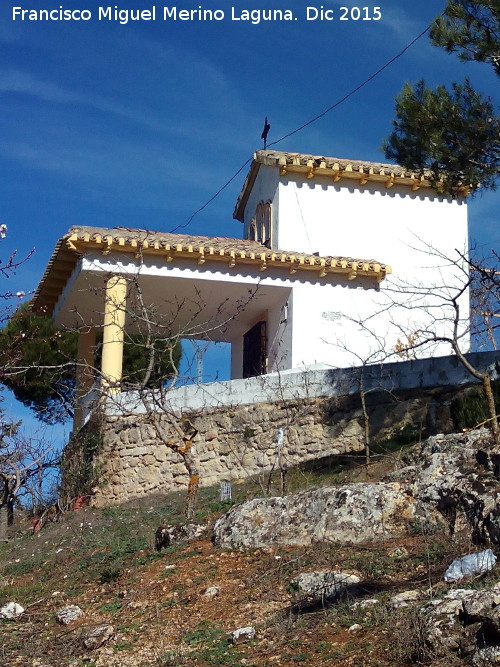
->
[0,69,169,131]
[0,70,85,103]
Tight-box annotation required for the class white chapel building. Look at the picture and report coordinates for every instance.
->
[33,149,470,430]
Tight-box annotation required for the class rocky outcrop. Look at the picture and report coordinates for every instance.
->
[230,626,256,644]
[421,586,500,663]
[155,522,208,551]
[291,570,361,606]
[55,605,83,625]
[213,482,437,549]
[83,625,115,650]
[0,602,24,619]
[386,429,500,545]
[214,429,500,551]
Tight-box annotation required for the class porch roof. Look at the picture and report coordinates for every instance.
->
[32,225,391,315]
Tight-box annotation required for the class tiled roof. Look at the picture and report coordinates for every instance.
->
[254,149,427,177]
[233,149,466,221]
[32,225,391,314]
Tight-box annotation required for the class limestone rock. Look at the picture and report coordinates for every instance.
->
[213,483,430,549]
[389,590,423,609]
[0,602,24,619]
[55,604,83,625]
[291,570,360,604]
[352,599,379,609]
[155,522,208,551]
[473,646,500,665]
[387,429,500,544]
[202,586,220,600]
[421,586,500,661]
[230,626,255,644]
[183,522,208,541]
[83,624,114,650]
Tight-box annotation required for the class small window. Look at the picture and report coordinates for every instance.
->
[262,202,271,246]
[247,201,272,245]
[248,219,258,241]
[256,202,264,242]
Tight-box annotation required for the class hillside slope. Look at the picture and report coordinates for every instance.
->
[1,438,498,666]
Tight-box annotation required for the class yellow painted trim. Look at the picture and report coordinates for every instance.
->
[278,161,435,190]
[66,237,78,252]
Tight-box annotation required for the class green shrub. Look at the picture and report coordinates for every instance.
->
[451,384,500,431]
[99,566,123,584]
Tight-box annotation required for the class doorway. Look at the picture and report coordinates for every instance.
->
[243,321,267,378]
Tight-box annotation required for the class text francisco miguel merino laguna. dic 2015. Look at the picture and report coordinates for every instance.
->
[11,5,383,24]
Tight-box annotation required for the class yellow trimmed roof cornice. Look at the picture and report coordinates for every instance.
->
[234,149,469,221]
[32,226,391,315]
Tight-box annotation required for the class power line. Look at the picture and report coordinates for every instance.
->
[169,157,252,233]
[267,24,430,148]
[175,24,431,233]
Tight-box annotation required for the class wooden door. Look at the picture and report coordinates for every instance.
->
[243,321,267,378]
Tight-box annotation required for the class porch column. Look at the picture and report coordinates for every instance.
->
[101,275,127,393]
[73,327,97,433]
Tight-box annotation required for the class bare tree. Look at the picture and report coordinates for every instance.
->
[343,243,500,444]
[0,419,60,541]
[78,274,263,520]
[0,225,56,540]
[0,223,34,320]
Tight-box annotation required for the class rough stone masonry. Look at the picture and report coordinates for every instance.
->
[88,386,461,506]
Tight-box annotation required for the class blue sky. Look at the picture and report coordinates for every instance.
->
[0,0,499,439]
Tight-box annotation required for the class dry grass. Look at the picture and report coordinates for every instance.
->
[0,448,484,667]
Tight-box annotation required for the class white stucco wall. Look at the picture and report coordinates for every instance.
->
[286,279,385,368]
[266,292,292,372]
[277,176,468,275]
[242,167,470,361]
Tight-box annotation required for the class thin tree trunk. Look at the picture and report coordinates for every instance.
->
[0,506,8,542]
[0,479,10,542]
[482,374,500,444]
[451,340,500,445]
[7,494,14,526]
[280,468,287,496]
[359,374,370,467]
[184,451,200,521]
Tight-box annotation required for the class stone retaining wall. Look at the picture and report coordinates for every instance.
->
[91,384,463,506]
[107,350,500,416]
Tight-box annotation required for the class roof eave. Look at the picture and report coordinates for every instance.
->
[233,157,260,222]
[31,226,392,317]
[30,233,80,316]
